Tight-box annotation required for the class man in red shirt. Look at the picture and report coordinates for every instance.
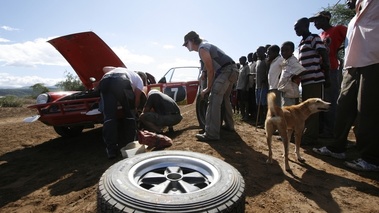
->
[310,11,347,138]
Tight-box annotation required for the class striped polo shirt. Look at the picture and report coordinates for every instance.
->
[298,34,326,86]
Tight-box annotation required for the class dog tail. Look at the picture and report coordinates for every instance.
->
[267,92,281,116]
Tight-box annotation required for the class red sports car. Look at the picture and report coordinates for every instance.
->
[24,31,203,137]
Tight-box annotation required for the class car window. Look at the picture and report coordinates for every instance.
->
[162,67,200,83]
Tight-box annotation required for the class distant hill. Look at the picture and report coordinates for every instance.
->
[0,87,60,97]
[0,88,33,97]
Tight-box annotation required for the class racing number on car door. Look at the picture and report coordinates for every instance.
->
[163,86,186,103]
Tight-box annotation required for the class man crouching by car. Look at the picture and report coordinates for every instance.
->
[99,66,144,159]
[139,90,183,134]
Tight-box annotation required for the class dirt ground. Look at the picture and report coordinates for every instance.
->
[0,103,378,213]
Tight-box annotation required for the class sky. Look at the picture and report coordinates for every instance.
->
[0,0,341,89]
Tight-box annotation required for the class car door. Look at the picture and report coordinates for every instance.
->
[146,67,200,105]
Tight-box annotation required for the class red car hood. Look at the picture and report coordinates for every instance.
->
[48,31,126,89]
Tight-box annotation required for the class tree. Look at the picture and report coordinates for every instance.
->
[55,71,85,91]
[30,83,49,98]
[325,3,355,26]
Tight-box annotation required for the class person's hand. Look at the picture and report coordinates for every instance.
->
[291,75,301,85]
[200,88,210,98]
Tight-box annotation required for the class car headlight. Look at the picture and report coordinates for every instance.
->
[36,93,49,104]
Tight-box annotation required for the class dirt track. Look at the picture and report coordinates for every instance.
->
[0,104,378,212]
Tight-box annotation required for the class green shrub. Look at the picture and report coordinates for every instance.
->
[0,95,23,107]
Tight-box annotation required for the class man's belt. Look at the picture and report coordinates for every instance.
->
[221,61,235,69]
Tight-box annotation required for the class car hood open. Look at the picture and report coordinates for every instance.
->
[48,31,126,89]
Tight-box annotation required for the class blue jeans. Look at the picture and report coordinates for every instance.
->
[255,87,268,106]
[99,76,136,152]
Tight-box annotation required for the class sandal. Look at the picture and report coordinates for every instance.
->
[345,158,379,172]
[312,146,346,159]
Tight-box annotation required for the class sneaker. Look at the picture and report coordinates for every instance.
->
[195,134,218,142]
[345,158,379,172]
[312,146,346,159]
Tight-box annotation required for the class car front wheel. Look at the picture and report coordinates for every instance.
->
[98,150,245,213]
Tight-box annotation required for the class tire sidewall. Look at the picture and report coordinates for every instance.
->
[98,150,245,212]
[195,94,207,129]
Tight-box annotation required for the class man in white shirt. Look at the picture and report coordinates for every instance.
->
[236,56,250,121]
[267,45,283,107]
[313,0,379,172]
[99,66,144,159]
[247,52,257,120]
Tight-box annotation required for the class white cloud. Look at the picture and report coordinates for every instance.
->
[112,46,155,65]
[1,25,20,31]
[156,58,199,70]
[0,38,10,43]
[162,45,175,49]
[0,72,63,88]
[0,36,197,88]
[152,41,175,50]
[0,37,159,69]
[0,37,68,68]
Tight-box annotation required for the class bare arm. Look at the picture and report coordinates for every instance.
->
[199,48,214,96]
[317,48,331,87]
[317,48,330,71]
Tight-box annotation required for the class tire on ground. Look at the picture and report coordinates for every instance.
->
[195,94,207,129]
[98,150,245,213]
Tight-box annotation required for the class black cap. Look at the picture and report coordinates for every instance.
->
[182,31,199,46]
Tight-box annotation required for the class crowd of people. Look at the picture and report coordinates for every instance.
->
[97,0,378,172]
[182,0,378,172]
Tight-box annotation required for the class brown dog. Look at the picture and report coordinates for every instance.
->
[265,92,330,171]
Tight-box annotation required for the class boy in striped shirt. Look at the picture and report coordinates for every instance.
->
[294,17,331,145]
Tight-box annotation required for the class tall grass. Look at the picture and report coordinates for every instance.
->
[0,95,24,107]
